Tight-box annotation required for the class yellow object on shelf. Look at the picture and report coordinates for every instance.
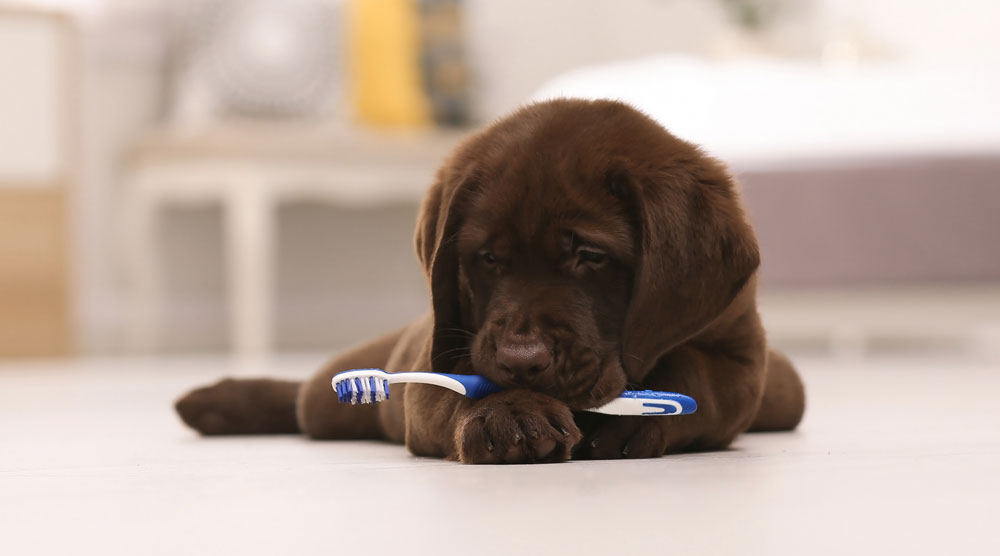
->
[347,0,431,127]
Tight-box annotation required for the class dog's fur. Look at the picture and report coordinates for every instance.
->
[175,99,805,463]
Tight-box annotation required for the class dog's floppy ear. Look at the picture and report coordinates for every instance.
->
[621,157,760,382]
[414,161,477,372]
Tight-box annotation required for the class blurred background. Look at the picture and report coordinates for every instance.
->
[1,0,999,363]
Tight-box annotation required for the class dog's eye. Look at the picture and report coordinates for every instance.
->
[479,250,498,267]
[576,247,607,266]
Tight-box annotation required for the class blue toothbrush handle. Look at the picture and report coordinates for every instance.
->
[621,390,698,415]
[436,373,503,399]
[434,375,695,415]
[584,390,697,415]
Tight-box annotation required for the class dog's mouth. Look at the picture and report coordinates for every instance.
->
[471,334,626,410]
[555,354,627,410]
[510,365,626,410]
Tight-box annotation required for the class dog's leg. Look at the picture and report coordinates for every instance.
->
[575,342,775,459]
[296,327,406,441]
[175,378,302,435]
[174,327,406,438]
[403,385,582,463]
[747,349,805,432]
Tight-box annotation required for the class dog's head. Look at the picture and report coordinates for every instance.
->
[416,99,759,409]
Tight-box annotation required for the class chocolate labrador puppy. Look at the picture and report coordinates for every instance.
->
[175,99,805,463]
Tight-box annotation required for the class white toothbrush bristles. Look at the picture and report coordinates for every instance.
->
[332,370,396,405]
[335,374,390,404]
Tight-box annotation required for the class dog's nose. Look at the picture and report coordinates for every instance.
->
[496,341,551,377]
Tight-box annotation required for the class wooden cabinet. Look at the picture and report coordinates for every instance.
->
[0,190,71,356]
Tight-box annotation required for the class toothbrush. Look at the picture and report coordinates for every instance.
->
[331,368,697,416]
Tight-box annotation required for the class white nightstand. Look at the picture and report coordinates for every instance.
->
[122,122,464,359]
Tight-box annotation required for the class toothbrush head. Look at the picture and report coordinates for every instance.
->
[331,369,391,404]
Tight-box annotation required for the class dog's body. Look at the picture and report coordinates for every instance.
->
[176,99,805,463]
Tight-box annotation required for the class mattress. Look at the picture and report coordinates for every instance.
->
[531,55,1000,170]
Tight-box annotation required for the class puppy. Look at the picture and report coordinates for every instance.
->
[175,99,805,463]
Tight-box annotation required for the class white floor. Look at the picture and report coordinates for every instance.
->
[1,354,998,556]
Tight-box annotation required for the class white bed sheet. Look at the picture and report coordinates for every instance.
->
[531,55,1000,170]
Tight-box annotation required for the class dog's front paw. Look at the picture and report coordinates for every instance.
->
[575,417,668,460]
[455,390,582,464]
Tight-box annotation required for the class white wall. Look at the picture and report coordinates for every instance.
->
[464,0,730,119]
[0,15,64,183]
[815,0,1000,63]
[73,2,172,353]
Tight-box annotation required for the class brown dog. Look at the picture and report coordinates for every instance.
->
[175,99,805,463]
